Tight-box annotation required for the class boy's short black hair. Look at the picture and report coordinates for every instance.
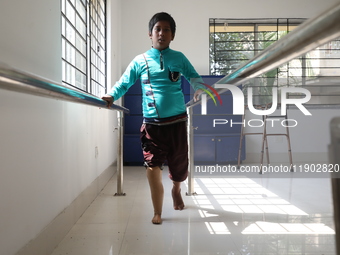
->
[149,12,176,35]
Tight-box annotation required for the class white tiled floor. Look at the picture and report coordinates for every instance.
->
[51,166,336,255]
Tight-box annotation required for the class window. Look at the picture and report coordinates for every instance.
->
[61,0,106,97]
[210,18,340,105]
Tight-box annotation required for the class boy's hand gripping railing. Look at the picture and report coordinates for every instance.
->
[0,63,129,196]
[185,2,340,195]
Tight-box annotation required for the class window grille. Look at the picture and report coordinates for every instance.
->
[61,0,106,97]
[209,18,340,105]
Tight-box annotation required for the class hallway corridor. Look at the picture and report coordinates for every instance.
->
[51,167,336,255]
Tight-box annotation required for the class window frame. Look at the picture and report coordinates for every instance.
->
[61,0,107,97]
[209,18,340,106]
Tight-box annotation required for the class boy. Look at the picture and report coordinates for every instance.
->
[102,12,204,224]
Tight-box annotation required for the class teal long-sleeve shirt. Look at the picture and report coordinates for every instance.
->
[108,47,204,119]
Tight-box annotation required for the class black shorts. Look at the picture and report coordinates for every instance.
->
[140,121,188,182]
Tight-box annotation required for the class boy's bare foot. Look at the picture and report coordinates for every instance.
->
[152,213,162,224]
[172,188,185,210]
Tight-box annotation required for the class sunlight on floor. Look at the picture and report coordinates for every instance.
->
[185,177,335,236]
[242,221,334,234]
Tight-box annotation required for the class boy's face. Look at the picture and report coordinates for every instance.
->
[149,21,174,51]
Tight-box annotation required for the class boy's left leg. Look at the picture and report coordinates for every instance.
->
[167,121,188,211]
[172,181,184,210]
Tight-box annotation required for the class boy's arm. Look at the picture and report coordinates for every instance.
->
[181,54,205,102]
[102,58,140,108]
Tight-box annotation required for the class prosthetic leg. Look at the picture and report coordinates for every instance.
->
[146,166,164,224]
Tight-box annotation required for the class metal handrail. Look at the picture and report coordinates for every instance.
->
[185,2,340,195]
[0,63,128,195]
[0,63,129,114]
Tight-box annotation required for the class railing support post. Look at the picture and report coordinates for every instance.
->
[115,110,126,196]
[329,117,340,253]
[186,107,196,196]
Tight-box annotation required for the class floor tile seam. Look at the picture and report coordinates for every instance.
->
[117,169,147,254]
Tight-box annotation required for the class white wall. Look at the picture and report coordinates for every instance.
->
[120,0,340,74]
[0,1,121,254]
[0,0,61,82]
